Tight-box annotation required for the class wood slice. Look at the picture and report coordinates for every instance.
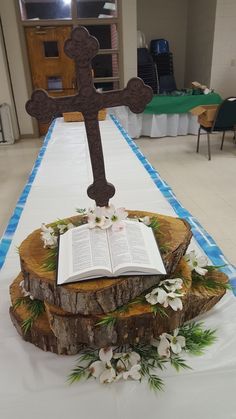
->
[45,259,227,349]
[19,211,192,315]
[9,274,84,355]
[185,270,228,320]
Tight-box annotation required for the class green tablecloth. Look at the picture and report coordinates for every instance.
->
[144,92,222,115]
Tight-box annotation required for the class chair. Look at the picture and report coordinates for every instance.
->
[196,97,236,160]
[159,74,177,93]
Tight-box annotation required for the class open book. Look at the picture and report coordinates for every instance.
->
[56,220,166,285]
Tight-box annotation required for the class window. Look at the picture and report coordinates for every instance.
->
[43,41,59,57]
[19,0,72,21]
[47,76,63,91]
[76,1,117,19]
[84,24,118,49]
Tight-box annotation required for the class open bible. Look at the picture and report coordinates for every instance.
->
[56,220,166,285]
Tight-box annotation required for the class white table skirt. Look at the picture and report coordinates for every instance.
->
[0,116,235,419]
[109,106,199,138]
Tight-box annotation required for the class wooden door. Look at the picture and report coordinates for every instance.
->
[25,26,76,135]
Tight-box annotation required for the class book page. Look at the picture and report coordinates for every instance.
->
[107,221,150,270]
[107,220,166,275]
[71,225,111,274]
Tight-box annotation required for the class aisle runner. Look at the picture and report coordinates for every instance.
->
[0,116,235,292]
[1,116,236,419]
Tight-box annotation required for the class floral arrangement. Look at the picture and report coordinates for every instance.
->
[40,205,159,251]
[145,277,184,311]
[18,208,228,393]
[68,322,217,391]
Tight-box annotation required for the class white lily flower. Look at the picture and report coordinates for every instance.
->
[99,365,116,384]
[89,360,105,378]
[145,287,168,306]
[19,280,34,300]
[159,278,183,292]
[123,364,141,381]
[128,351,141,366]
[104,204,128,231]
[40,223,58,248]
[145,291,159,305]
[99,347,113,363]
[141,216,151,226]
[163,291,184,311]
[166,329,186,354]
[57,224,67,234]
[115,351,141,372]
[66,223,75,230]
[185,250,208,276]
[157,333,171,358]
[87,207,107,229]
[89,347,116,384]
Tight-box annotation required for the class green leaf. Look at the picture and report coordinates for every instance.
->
[68,366,87,384]
[192,271,231,291]
[148,374,164,392]
[76,208,87,214]
[204,264,227,272]
[151,305,168,318]
[13,297,27,310]
[179,322,217,355]
[21,317,34,334]
[149,217,160,232]
[170,356,192,372]
[26,299,45,318]
[14,297,45,334]
[79,352,98,362]
[42,247,58,272]
[96,315,116,327]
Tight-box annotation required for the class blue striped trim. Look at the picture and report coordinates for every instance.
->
[0,120,56,270]
[110,114,236,294]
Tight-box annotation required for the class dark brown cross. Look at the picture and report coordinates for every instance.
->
[26,26,153,207]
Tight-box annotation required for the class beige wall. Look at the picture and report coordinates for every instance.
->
[137,0,188,88]
[0,23,19,139]
[185,0,216,88]
[210,0,236,98]
[0,0,35,136]
[121,0,137,85]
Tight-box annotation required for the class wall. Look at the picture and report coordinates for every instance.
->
[137,0,188,88]
[121,0,137,85]
[185,0,216,88]
[0,0,35,136]
[210,0,236,98]
[0,21,19,139]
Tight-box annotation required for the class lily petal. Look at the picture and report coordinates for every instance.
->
[99,347,113,363]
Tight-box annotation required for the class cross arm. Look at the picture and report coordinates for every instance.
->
[101,78,153,113]
[25,89,83,123]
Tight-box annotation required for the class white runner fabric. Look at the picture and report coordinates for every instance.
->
[110,106,199,138]
[0,117,235,419]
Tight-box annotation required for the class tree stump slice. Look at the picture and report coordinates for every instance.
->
[9,274,84,355]
[44,261,228,348]
[9,264,227,354]
[19,211,192,315]
[184,270,228,321]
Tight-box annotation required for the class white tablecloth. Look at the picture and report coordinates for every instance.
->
[109,106,199,138]
[0,117,235,419]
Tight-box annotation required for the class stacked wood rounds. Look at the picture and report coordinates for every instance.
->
[9,211,227,355]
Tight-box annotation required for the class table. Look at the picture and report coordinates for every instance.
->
[110,93,222,138]
[0,115,235,419]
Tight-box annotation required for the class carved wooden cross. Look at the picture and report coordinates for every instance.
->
[26,26,153,207]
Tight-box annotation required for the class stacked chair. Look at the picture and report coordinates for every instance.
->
[150,39,176,93]
[137,47,158,94]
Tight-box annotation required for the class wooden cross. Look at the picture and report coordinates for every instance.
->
[26,26,153,207]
